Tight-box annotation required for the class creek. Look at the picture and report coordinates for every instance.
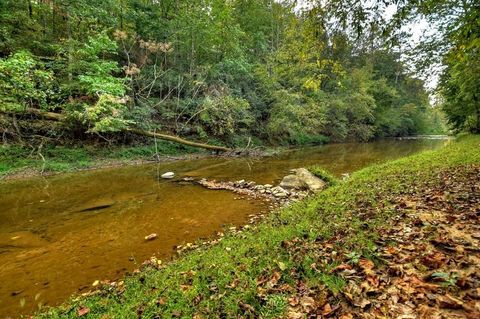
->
[0,138,450,317]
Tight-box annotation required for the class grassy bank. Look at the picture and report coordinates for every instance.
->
[0,141,203,179]
[37,135,480,318]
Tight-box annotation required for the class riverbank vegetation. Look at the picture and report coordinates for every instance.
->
[35,134,480,318]
[0,140,199,178]
[2,0,468,158]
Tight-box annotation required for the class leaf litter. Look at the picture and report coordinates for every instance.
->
[258,165,480,318]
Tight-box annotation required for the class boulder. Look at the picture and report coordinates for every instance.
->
[279,174,306,190]
[161,172,175,179]
[292,168,327,193]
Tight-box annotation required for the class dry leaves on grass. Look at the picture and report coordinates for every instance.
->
[271,166,480,318]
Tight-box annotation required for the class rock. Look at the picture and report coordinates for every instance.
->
[291,168,327,193]
[274,192,287,198]
[264,184,273,188]
[144,233,158,241]
[279,174,306,190]
[271,186,288,198]
[271,186,286,193]
[161,172,175,179]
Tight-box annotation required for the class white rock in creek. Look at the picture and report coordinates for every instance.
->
[161,172,175,179]
[144,233,158,241]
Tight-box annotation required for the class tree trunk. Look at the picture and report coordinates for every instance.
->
[126,128,231,152]
[25,108,65,121]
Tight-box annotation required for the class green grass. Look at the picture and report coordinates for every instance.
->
[36,135,480,318]
[307,166,339,186]
[0,141,202,178]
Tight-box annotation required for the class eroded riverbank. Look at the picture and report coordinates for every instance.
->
[0,139,449,318]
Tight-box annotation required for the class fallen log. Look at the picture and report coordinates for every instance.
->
[126,127,231,152]
[3,108,232,152]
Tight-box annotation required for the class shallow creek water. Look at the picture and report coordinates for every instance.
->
[0,139,449,318]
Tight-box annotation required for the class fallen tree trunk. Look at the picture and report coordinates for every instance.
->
[3,108,232,152]
[126,128,231,152]
[25,108,65,121]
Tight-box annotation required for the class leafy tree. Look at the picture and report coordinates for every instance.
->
[0,51,53,111]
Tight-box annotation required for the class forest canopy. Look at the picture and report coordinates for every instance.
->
[1,0,473,149]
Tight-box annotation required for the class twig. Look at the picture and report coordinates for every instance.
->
[153,127,160,162]
[37,141,46,175]
[241,137,252,154]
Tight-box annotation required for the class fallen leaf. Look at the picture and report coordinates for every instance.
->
[267,271,281,288]
[438,294,463,309]
[78,307,90,316]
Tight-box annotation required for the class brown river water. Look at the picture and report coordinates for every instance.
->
[0,139,450,318]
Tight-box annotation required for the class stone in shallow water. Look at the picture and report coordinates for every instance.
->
[161,172,175,179]
[144,233,158,241]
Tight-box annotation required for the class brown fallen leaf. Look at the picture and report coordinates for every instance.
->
[353,298,371,309]
[331,264,353,273]
[300,295,316,311]
[287,310,304,319]
[78,307,90,317]
[288,296,299,307]
[267,271,281,288]
[239,301,255,313]
[321,303,339,316]
[359,258,375,275]
[421,251,446,269]
[437,294,464,309]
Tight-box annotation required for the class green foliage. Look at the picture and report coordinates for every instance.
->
[80,94,133,132]
[65,34,130,132]
[67,33,126,97]
[440,11,480,133]
[199,95,253,138]
[0,0,450,145]
[267,90,326,144]
[431,272,459,287]
[0,51,53,111]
